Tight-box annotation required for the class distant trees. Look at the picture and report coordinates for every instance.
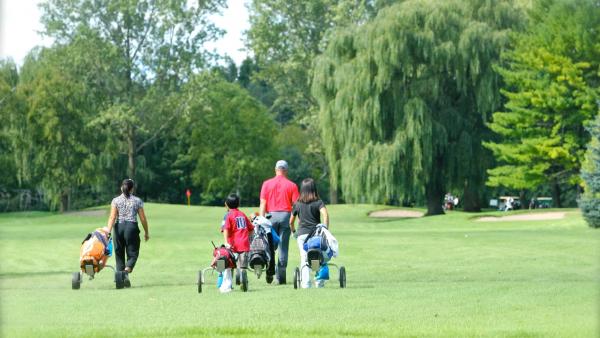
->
[16,47,103,211]
[0,60,21,191]
[246,0,393,202]
[1,0,282,211]
[313,0,524,215]
[579,112,600,228]
[180,74,278,204]
[40,0,227,179]
[1,0,597,215]
[485,0,600,207]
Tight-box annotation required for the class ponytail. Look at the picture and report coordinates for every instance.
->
[121,179,134,197]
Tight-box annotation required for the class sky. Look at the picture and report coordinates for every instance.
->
[0,0,250,66]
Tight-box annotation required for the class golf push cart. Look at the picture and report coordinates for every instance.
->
[293,224,346,289]
[72,228,128,289]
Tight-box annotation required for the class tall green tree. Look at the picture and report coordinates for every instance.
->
[176,74,279,205]
[313,0,524,214]
[40,0,226,180]
[16,47,101,211]
[0,60,21,190]
[579,111,600,228]
[485,0,600,207]
[246,0,394,203]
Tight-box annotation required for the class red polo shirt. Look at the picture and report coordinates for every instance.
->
[260,175,299,212]
[221,209,254,252]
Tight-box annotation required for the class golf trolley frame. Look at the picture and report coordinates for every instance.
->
[293,258,346,289]
[234,255,267,287]
[72,260,128,289]
[198,242,249,294]
[197,257,249,293]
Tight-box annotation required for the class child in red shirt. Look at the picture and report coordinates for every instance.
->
[219,193,254,293]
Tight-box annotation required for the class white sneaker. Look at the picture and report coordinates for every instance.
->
[220,287,232,293]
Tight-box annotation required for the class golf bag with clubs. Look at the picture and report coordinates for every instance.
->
[72,227,126,290]
[248,224,271,276]
[211,244,237,270]
[303,224,336,267]
[79,228,112,273]
[249,213,280,282]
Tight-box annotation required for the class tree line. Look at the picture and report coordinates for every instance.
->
[1,0,598,222]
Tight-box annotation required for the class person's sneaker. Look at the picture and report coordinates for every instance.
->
[124,272,131,288]
[266,274,273,284]
[219,287,232,294]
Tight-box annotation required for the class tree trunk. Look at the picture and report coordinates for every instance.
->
[425,159,445,216]
[426,187,444,215]
[519,190,526,209]
[329,173,338,204]
[329,186,338,204]
[462,179,481,212]
[127,124,136,179]
[551,181,562,207]
[59,191,69,213]
[125,13,135,181]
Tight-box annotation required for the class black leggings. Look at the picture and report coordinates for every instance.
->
[114,221,141,272]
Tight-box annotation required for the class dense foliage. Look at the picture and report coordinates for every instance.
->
[246,0,393,202]
[485,0,600,207]
[313,0,524,214]
[180,75,278,205]
[579,112,600,228]
[0,0,596,215]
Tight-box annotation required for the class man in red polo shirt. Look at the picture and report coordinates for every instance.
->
[260,160,299,284]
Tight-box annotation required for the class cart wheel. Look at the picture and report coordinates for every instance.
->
[72,272,81,290]
[339,266,346,288]
[115,271,125,289]
[197,270,202,294]
[293,267,300,289]
[235,268,241,285]
[241,269,248,292]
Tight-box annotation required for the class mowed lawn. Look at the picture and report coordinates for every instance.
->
[0,204,598,337]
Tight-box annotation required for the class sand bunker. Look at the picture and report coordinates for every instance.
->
[369,209,424,218]
[477,212,566,222]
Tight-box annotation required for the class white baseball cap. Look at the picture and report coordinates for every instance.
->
[275,160,288,170]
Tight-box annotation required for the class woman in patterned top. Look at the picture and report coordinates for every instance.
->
[106,179,149,287]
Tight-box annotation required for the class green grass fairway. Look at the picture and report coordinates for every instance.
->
[1,204,598,337]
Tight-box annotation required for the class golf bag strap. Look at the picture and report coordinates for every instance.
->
[81,233,92,245]
[304,227,318,245]
[93,231,108,249]
[226,247,237,268]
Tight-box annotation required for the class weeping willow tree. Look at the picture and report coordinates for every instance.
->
[312,0,524,215]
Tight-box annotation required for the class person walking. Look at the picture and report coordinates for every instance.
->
[289,178,329,288]
[219,193,254,293]
[259,160,299,284]
[106,179,149,287]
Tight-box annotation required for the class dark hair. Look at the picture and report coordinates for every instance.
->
[298,178,319,203]
[225,193,240,209]
[121,179,134,197]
